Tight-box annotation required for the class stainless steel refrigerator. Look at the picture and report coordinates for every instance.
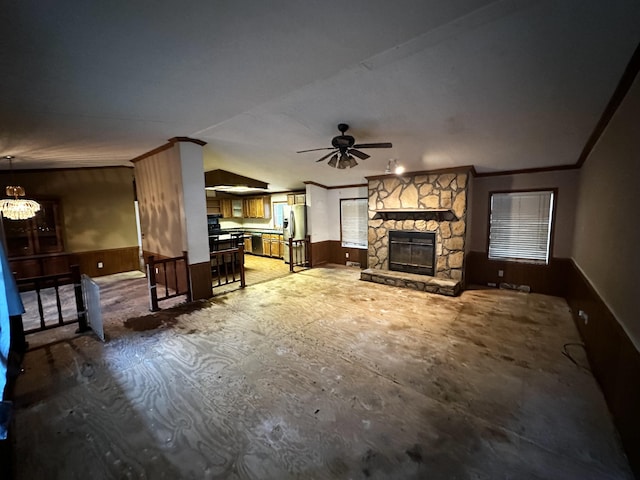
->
[283,204,307,264]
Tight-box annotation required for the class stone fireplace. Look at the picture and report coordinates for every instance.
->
[361,168,471,296]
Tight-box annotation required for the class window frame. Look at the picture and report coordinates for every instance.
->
[486,188,557,265]
[340,198,368,249]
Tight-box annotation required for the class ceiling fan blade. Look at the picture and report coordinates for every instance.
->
[352,142,393,149]
[316,150,338,162]
[328,154,338,167]
[297,147,335,153]
[349,149,370,160]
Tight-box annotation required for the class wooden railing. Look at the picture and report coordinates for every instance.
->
[289,235,311,272]
[16,264,89,335]
[211,245,246,289]
[147,251,192,312]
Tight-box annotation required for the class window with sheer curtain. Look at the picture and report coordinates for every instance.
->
[488,190,554,264]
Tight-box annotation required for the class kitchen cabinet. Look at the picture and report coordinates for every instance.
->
[4,199,64,257]
[221,199,232,218]
[242,196,271,219]
[262,234,273,257]
[206,198,222,215]
[278,234,285,258]
[232,200,243,218]
[287,193,306,205]
[221,199,243,218]
[262,233,284,258]
[243,236,252,253]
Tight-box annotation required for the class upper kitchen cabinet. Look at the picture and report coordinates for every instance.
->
[221,199,243,219]
[287,193,306,205]
[3,199,64,257]
[206,198,222,216]
[243,196,271,219]
[221,199,232,218]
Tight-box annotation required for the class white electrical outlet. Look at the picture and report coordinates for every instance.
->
[97,262,104,269]
[345,252,349,258]
[498,269,504,277]
[578,310,589,324]
[155,267,159,274]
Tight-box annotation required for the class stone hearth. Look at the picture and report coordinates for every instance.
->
[361,268,461,296]
[361,168,471,296]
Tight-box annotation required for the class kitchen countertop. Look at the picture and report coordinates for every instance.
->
[209,229,284,241]
[220,229,284,235]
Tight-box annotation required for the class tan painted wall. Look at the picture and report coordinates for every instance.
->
[2,167,138,252]
[573,75,640,347]
[133,146,186,257]
[469,169,580,258]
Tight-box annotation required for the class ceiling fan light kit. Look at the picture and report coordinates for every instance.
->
[298,123,392,169]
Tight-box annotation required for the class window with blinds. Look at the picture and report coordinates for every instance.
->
[488,191,554,264]
[341,198,368,249]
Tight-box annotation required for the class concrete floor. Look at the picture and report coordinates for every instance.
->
[11,264,632,479]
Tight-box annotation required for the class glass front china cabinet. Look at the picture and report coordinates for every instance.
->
[2,199,64,257]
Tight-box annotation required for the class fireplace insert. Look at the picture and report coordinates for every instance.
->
[388,230,435,276]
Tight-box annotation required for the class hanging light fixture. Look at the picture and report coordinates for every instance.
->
[1,156,41,220]
[385,158,404,175]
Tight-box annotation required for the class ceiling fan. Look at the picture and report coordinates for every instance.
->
[297,123,392,169]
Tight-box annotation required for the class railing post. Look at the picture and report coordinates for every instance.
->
[147,256,160,312]
[305,235,312,267]
[239,245,246,288]
[35,280,45,329]
[289,237,294,272]
[71,265,89,333]
[183,250,192,302]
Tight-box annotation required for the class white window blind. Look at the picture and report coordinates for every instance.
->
[341,198,368,249]
[488,191,554,264]
[273,202,286,229]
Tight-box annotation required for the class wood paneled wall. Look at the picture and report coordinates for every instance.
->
[73,247,141,278]
[465,251,570,297]
[565,260,640,477]
[142,250,188,293]
[311,240,367,268]
[310,241,331,266]
[189,262,213,301]
[9,246,140,279]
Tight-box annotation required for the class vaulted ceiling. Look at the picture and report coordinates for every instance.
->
[2,1,639,190]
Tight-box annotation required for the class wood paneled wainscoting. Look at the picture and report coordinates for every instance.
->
[565,260,640,478]
[310,240,367,268]
[9,246,141,280]
[72,247,141,278]
[465,251,571,297]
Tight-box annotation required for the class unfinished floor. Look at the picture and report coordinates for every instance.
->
[11,264,632,479]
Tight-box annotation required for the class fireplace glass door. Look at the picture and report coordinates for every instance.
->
[389,230,435,276]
